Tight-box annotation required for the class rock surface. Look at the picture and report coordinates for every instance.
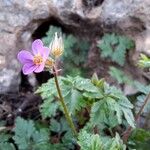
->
[0,0,150,93]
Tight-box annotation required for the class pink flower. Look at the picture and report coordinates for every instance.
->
[17,39,50,75]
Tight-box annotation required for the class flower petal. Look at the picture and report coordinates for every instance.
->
[34,63,45,73]
[32,39,44,55]
[17,50,33,64]
[42,47,50,60]
[22,63,37,75]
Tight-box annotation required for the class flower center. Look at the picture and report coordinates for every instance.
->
[33,55,43,65]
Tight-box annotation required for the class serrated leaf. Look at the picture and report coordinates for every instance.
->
[99,42,113,57]
[97,33,134,66]
[74,76,98,93]
[78,131,126,150]
[13,117,50,150]
[107,133,126,150]
[0,132,15,150]
[50,119,61,133]
[33,128,49,144]
[40,100,58,118]
[109,67,132,84]
[0,133,11,143]
[0,143,15,150]
[128,128,150,150]
[65,89,84,114]
[133,81,150,94]
[90,82,135,128]
[112,42,126,66]
[122,107,135,128]
[83,91,103,99]
[13,117,36,150]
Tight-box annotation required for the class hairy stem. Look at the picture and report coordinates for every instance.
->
[122,92,150,143]
[53,66,78,137]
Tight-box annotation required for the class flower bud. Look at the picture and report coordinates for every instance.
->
[49,32,64,58]
[45,58,54,68]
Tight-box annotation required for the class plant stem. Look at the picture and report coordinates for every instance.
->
[122,92,150,143]
[135,92,150,121]
[53,66,78,137]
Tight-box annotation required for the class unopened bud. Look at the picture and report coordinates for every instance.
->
[45,58,54,68]
[49,32,64,58]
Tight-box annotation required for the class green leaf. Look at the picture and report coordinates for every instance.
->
[133,81,150,95]
[128,128,150,150]
[78,130,104,150]
[99,42,113,57]
[37,75,135,128]
[138,54,150,68]
[0,143,15,150]
[78,131,126,150]
[33,128,49,146]
[109,67,132,84]
[0,132,15,150]
[121,107,135,128]
[65,89,85,114]
[74,76,98,93]
[13,117,50,150]
[13,117,36,150]
[90,100,119,128]
[40,100,58,118]
[49,117,75,150]
[105,133,126,150]
[37,76,101,116]
[50,118,61,133]
[0,133,11,143]
[90,82,135,128]
[97,33,134,66]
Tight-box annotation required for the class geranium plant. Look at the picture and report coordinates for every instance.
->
[0,31,150,150]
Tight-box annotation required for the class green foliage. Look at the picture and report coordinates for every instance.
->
[5,26,150,149]
[106,133,126,150]
[90,79,135,128]
[97,33,134,66]
[35,76,59,118]
[42,26,90,76]
[78,130,126,150]
[138,54,150,68]
[12,117,75,150]
[50,117,69,133]
[50,117,75,150]
[36,76,98,117]
[133,81,150,114]
[109,67,132,84]
[128,128,150,150]
[13,117,50,150]
[36,75,135,129]
[133,81,150,95]
[0,133,15,150]
[109,66,150,120]
[78,130,104,150]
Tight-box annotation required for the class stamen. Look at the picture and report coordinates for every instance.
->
[33,55,43,65]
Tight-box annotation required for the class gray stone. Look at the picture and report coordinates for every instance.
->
[0,0,150,93]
